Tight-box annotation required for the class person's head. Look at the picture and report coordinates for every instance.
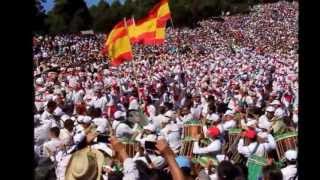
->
[217,161,239,180]
[48,127,60,139]
[92,108,102,118]
[207,95,215,104]
[284,149,297,165]
[47,100,57,113]
[158,106,167,115]
[243,129,257,143]
[180,106,190,116]
[261,164,283,180]
[265,106,275,119]
[224,110,234,121]
[64,119,74,132]
[207,127,220,139]
[80,116,92,128]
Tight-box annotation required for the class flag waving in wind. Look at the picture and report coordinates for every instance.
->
[104,19,133,66]
[144,0,172,45]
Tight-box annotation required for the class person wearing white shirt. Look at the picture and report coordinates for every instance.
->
[159,117,181,153]
[135,124,157,146]
[89,90,108,111]
[40,101,58,128]
[112,111,135,139]
[59,119,75,148]
[258,106,275,131]
[237,129,272,158]
[281,149,298,180]
[91,108,109,134]
[202,103,220,136]
[152,107,168,130]
[193,127,222,156]
[43,127,63,160]
[220,110,236,132]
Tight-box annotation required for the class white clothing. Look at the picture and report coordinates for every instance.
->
[59,129,74,147]
[193,139,221,155]
[258,115,272,130]
[123,158,139,180]
[281,165,297,180]
[160,124,181,152]
[92,117,108,134]
[112,120,134,138]
[43,138,63,158]
[237,139,272,158]
[89,95,108,111]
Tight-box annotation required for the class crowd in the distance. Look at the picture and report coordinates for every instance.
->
[33,1,298,180]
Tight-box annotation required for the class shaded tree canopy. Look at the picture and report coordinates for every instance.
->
[35,0,292,34]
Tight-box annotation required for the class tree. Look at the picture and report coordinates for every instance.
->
[90,0,111,32]
[33,0,47,34]
[47,0,92,33]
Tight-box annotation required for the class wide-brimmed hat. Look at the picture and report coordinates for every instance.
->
[65,147,104,180]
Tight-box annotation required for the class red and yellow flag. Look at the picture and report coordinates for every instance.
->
[144,0,171,45]
[148,0,171,23]
[132,15,157,44]
[104,20,133,66]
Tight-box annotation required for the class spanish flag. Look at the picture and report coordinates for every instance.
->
[143,22,167,45]
[144,0,171,45]
[133,15,157,44]
[105,20,133,66]
[148,0,171,23]
[105,21,125,49]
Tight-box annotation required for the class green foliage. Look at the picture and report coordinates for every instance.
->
[33,0,48,34]
[42,0,257,33]
[46,0,93,33]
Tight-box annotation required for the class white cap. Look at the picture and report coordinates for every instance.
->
[92,143,113,157]
[160,115,170,124]
[83,116,92,124]
[266,106,275,112]
[53,107,64,117]
[36,78,44,85]
[96,126,106,134]
[285,150,297,161]
[61,114,70,122]
[164,110,175,118]
[143,124,156,132]
[144,135,157,142]
[129,99,139,110]
[77,115,85,122]
[274,108,285,118]
[257,132,268,139]
[225,110,234,116]
[216,154,229,163]
[114,111,126,120]
[247,119,257,127]
[207,114,219,122]
[54,88,62,95]
[270,100,281,106]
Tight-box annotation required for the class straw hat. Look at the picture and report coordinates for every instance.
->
[65,147,104,180]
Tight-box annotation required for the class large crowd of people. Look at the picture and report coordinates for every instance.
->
[33,1,298,180]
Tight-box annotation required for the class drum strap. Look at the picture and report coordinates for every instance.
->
[250,142,260,156]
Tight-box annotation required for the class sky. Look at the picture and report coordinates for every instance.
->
[42,0,118,13]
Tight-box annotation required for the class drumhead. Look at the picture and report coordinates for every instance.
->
[274,131,297,141]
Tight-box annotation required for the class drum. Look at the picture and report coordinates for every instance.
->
[121,140,139,158]
[247,155,267,180]
[179,137,209,158]
[225,128,248,164]
[183,120,203,139]
[275,131,298,160]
